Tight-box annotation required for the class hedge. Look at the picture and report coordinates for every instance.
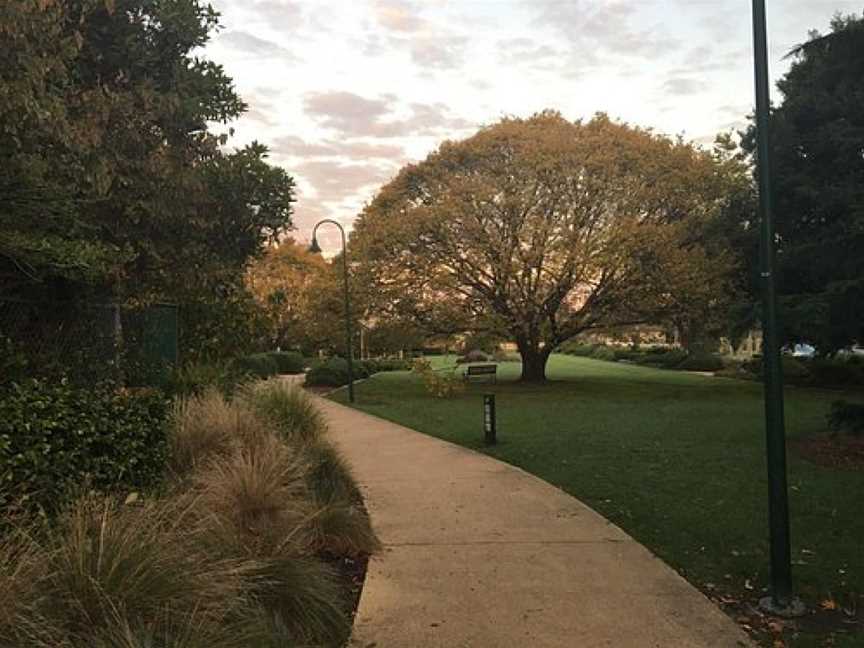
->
[230,353,279,379]
[268,351,306,374]
[0,380,169,513]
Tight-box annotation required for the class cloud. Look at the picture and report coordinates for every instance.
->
[303,91,474,138]
[293,160,393,203]
[374,0,425,32]
[406,34,468,70]
[251,0,302,24]
[497,37,560,67]
[217,30,299,61]
[662,76,709,96]
[531,0,681,75]
[370,1,468,70]
[272,135,405,161]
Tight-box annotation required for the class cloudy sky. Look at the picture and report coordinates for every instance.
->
[203,0,860,251]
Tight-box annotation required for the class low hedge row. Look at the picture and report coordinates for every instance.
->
[0,380,169,514]
[305,357,411,387]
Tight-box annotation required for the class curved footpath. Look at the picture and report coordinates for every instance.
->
[315,397,753,648]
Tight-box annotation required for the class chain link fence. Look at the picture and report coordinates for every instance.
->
[1,298,178,387]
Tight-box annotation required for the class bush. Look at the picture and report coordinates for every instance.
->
[634,348,688,369]
[743,355,811,385]
[305,357,350,387]
[268,351,305,375]
[0,380,169,513]
[359,358,412,374]
[239,380,325,444]
[589,345,616,361]
[827,400,864,436]
[168,388,269,478]
[0,383,375,648]
[303,440,380,557]
[231,353,279,379]
[807,357,864,388]
[165,361,248,398]
[456,349,490,364]
[676,352,724,372]
[557,341,596,356]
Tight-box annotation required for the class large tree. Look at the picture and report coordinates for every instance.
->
[741,12,864,351]
[0,0,294,305]
[351,112,742,381]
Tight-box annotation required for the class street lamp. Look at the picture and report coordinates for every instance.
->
[309,219,355,403]
[751,0,804,617]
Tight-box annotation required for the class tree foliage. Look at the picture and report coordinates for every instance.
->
[0,0,295,314]
[742,12,864,351]
[351,112,743,380]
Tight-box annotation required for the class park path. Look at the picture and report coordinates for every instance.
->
[314,397,754,648]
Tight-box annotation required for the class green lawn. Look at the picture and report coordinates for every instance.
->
[332,354,863,647]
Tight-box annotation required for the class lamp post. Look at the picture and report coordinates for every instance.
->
[309,219,355,403]
[751,0,804,617]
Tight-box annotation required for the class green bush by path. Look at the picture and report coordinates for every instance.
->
[1,381,377,648]
[676,352,724,372]
[230,353,279,379]
[0,380,169,514]
[306,357,350,387]
[268,351,306,374]
[332,354,864,647]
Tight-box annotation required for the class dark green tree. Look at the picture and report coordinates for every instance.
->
[742,13,864,351]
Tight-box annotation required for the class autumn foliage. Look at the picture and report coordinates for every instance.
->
[351,112,742,381]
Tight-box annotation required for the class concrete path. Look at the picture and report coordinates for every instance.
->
[315,398,753,648]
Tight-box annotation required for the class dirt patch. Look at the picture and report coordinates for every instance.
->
[707,589,861,647]
[791,433,864,470]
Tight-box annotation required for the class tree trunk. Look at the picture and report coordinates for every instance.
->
[517,339,550,382]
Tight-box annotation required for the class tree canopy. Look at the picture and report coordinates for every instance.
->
[0,0,294,308]
[351,112,743,381]
[742,12,864,352]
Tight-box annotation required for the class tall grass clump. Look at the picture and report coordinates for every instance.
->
[238,379,326,443]
[1,379,376,648]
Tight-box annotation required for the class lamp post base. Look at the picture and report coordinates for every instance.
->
[759,595,806,618]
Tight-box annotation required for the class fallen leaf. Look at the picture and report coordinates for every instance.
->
[745,579,754,590]
[820,598,838,611]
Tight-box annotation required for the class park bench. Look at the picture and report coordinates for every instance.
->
[464,363,497,383]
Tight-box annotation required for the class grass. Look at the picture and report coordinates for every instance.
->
[332,354,864,647]
[1,381,377,648]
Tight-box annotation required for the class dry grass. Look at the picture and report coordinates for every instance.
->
[1,381,377,648]
[238,379,326,443]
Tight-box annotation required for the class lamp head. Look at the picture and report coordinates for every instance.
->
[308,236,322,254]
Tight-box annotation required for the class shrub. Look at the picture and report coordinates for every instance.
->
[359,358,411,374]
[268,351,305,375]
[238,380,325,444]
[676,352,724,372]
[166,361,248,398]
[230,353,279,379]
[743,355,811,385]
[827,400,864,436]
[302,440,379,556]
[714,367,759,382]
[0,380,169,513]
[305,357,350,387]
[807,357,864,388]
[413,358,465,397]
[168,388,269,478]
[456,349,490,364]
[557,341,596,356]
[589,345,616,361]
[0,495,258,648]
[634,348,688,369]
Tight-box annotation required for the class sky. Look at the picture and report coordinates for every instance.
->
[202,0,861,252]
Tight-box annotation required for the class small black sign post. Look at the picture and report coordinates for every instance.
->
[483,394,496,445]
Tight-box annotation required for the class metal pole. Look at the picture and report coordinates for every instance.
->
[751,0,802,616]
[311,220,355,403]
[339,227,356,403]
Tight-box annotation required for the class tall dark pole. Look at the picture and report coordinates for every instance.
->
[310,220,355,403]
[751,0,802,616]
